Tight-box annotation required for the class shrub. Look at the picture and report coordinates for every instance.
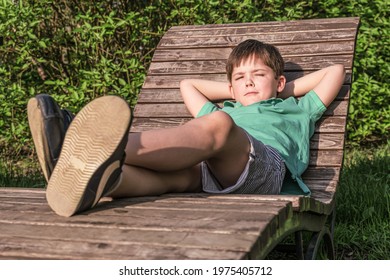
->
[0,0,388,167]
[0,1,156,159]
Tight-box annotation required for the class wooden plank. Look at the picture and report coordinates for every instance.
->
[0,194,292,231]
[310,150,344,167]
[148,56,353,75]
[142,73,353,88]
[158,30,357,49]
[131,116,347,134]
[0,218,271,252]
[0,187,45,198]
[166,193,301,212]
[315,116,347,133]
[131,117,189,131]
[310,133,344,150]
[132,128,345,151]
[0,187,45,194]
[0,207,280,235]
[326,100,348,116]
[0,177,339,210]
[0,190,291,226]
[133,103,189,117]
[160,193,330,215]
[302,167,340,181]
[0,180,337,215]
[307,180,337,193]
[133,100,348,118]
[0,196,286,214]
[166,21,359,35]
[0,196,47,205]
[152,41,356,62]
[137,86,350,103]
[310,188,336,204]
[167,18,360,33]
[0,235,245,260]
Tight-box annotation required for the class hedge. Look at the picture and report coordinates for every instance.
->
[0,0,388,166]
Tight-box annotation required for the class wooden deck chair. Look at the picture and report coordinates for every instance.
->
[0,17,360,259]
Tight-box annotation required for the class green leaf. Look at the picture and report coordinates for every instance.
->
[118,78,126,86]
[27,32,37,40]
[38,41,47,48]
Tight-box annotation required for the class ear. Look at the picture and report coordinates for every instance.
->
[229,83,235,99]
[276,75,286,93]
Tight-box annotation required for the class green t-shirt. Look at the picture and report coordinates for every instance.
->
[197,90,327,195]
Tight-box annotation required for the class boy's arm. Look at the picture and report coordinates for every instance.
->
[180,79,231,117]
[278,64,346,107]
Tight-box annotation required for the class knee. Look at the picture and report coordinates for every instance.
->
[171,165,202,193]
[202,111,235,152]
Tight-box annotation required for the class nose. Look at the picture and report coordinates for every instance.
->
[245,77,254,87]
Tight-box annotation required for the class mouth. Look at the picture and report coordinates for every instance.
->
[244,91,258,96]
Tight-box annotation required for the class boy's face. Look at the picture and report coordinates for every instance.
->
[229,56,285,106]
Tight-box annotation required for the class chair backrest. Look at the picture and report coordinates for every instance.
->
[132,17,360,209]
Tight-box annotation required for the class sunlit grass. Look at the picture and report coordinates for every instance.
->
[335,141,389,259]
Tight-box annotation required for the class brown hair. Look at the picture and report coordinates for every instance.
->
[226,39,285,82]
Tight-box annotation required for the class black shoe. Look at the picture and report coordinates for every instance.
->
[46,96,132,217]
[27,94,74,182]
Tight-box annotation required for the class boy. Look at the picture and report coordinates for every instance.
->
[28,39,345,217]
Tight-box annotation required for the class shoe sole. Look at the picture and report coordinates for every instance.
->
[27,98,50,182]
[46,96,131,217]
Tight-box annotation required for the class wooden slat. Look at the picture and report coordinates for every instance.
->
[310,133,344,150]
[143,73,353,88]
[0,187,45,196]
[10,184,345,208]
[133,100,348,118]
[158,30,357,49]
[0,235,244,260]
[153,41,356,63]
[137,86,350,103]
[131,117,190,131]
[0,187,335,218]
[0,205,283,235]
[302,167,340,181]
[148,56,353,75]
[176,194,332,215]
[167,18,360,33]
[310,150,343,167]
[315,116,347,133]
[131,116,347,134]
[307,180,337,193]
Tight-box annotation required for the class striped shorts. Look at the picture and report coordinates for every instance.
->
[201,133,286,195]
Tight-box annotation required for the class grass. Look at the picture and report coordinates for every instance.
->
[0,156,45,188]
[1,142,389,259]
[334,141,389,259]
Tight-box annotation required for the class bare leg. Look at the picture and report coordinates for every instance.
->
[109,164,201,198]
[124,111,251,187]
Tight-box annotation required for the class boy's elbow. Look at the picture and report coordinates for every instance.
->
[179,79,188,90]
[337,64,345,73]
[334,64,346,87]
[180,79,191,96]
[333,64,346,78]
[328,64,346,88]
